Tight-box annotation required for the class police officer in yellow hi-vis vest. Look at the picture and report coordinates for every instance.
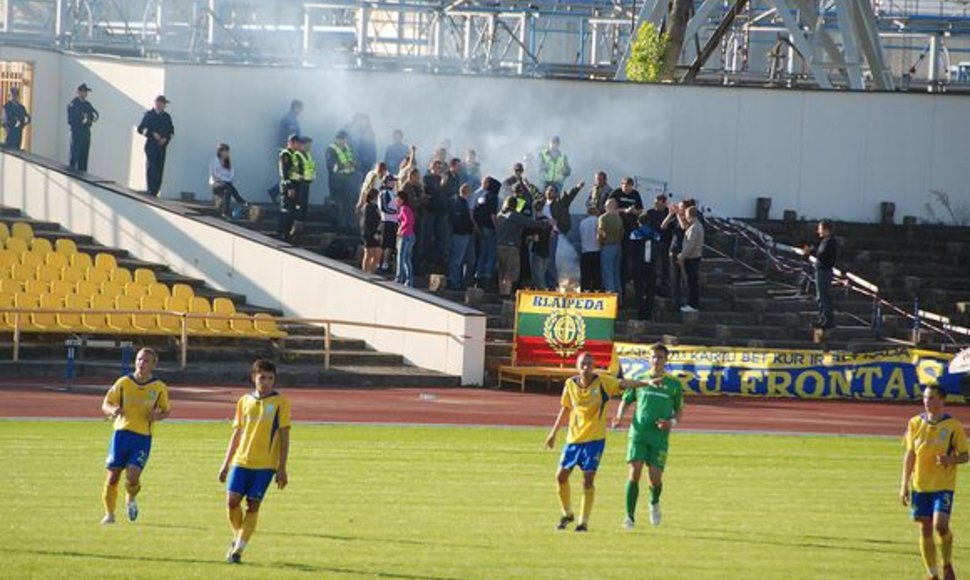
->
[277,134,304,242]
[326,130,357,230]
[292,136,316,238]
[538,136,571,193]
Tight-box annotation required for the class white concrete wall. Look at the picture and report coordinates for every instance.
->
[0,151,486,384]
[3,46,969,223]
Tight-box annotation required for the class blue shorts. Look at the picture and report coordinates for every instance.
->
[227,466,276,502]
[105,430,152,470]
[560,439,606,472]
[911,490,955,519]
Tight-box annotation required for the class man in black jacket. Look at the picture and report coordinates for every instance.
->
[137,96,174,197]
[2,87,31,150]
[804,219,839,333]
[67,84,98,171]
[541,181,584,289]
[447,184,477,290]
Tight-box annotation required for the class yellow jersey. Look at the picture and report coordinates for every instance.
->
[104,374,170,436]
[561,374,622,444]
[231,391,292,470]
[904,413,968,492]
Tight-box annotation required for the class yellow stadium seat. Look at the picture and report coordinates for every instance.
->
[134,268,158,286]
[110,267,133,285]
[20,251,45,269]
[35,293,63,330]
[107,295,136,332]
[185,296,211,335]
[143,295,179,334]
[0,249,18,269]
[86,267,109,284]
[36,264,61,283]
[100,280,122,297]
[60,294,89,332]
[31,238,53,254]
[70,252,93,270]
[95,253,118,271]
[253,313,287,339]
[85,294,113,332]
[229,313,264,338]
[147,282,171,299]
[125,283,148,298]
[10,263,31,282]
[55,238,78,255]
[61,266,86,285]
[24,279,48,295]
[49,280,72,297]
[0,223,9,245]
[172,283,195,300]
[6,238,28,254]
[0,293,14,330]
[0,279,23,295]
[46,252,69,269]
[118,295,156,334]
[13,292,47,331]
[11,222,34,242]
[74,280,99,299]
[205,297,236,335]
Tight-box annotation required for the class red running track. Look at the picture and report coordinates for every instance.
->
[0,381,964,436]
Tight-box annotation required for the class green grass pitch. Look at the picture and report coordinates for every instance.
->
[0,420,963,579]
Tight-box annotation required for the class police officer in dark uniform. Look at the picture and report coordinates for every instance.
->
[137,95,175,197]
[67,83,98,171]
[2,87,31,150]
[277,134,304,242]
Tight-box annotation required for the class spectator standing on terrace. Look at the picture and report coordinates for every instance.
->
[377,174,400,275]
[803,219,839,332]
[586,171,611,215]
[447,183,477,291]
[67,83,98,172]
[609,177,644,295]
[630,213,663,320]
[422,159,451,271]
[2,87,30,150]
[277,134,304,242]
[545,352,652,532]
[495,196,549,299]
[541,181,584,290]
[344,113,376,185]
[678,206,704,313]
[360,188,382,274]
[645,194,672,297]
[900,383,967,580]
[384,130,409,174]
[293,136,316,237]
[137,95,175,197]
[578,206,601,291]
[100,348,170,525]
[538,136,571,193]
[326,130,357,230]
[464,149,482,191]
[613,343,683,529]
[530,199,553,289]
[277,100,302,147]
[395,189,417,288]
[473,176,501,289]
[357,162,388,211]
[663,201,686,310]
[210,143,249,218]
[598,199,625,300]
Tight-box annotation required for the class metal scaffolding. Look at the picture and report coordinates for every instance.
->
[2,1,970,90]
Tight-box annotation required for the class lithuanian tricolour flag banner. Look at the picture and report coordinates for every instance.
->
[513,290,618,368]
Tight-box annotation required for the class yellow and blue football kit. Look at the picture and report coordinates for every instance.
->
[904,413,968,518]
[104,374,170,469]
[228,390,291,501]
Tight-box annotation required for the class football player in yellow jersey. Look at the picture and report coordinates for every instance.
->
[901,384,969,580]
[100,348,170,524]
[219,359,291,564]
[544,351,651,532]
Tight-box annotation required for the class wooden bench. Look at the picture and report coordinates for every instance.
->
[497,365,577,392]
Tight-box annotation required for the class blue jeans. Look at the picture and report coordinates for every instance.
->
[396,235,416,287]
[448,233,476,289]
[420,211,451,266]
[601,243,622,298]
[475,228,497,280]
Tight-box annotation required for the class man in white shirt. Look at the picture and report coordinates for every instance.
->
[578,206,601,291]
[678,206,705,312]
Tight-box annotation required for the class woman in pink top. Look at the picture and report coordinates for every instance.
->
[395,189,416,287]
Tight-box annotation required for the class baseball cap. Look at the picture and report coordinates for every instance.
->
[77,83,92,92]
[155,95,170,104]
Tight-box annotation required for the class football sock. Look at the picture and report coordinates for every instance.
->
[234,539,248,553]
[625,481,639,519]
[102,482,118,515]
[228,505,243,537]
[650,483,663,505]
[920,534,938,576]
[580,486,595,525]
[241,510,260,543]
[557,481,572,517]
[939,529,954,565]
[125,482,141,502]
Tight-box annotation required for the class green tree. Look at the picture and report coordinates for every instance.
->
[625,22,669,83]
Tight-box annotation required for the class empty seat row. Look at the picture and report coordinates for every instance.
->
[0,292,285,338]
[0,278,194,300]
